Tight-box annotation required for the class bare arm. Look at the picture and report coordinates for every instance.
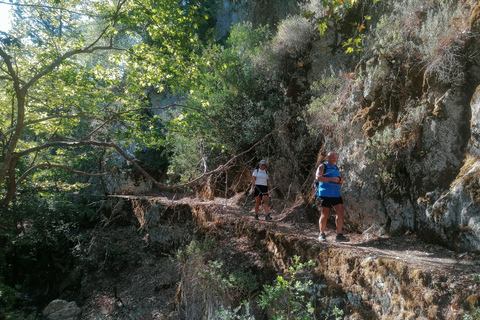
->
[315,164,342,183]
[250,176,256,194]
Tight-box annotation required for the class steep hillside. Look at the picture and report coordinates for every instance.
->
[76,194,479,319]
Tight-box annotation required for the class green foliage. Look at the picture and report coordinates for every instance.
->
[0,283,17,315]
[165,22,284,182]
[2,193,95,291]
[307,70,351,130]
[301,0,382,53]
[474,274,480,284]
[330,305,345,320]
[464,308,480,320]
[176,237,217,263]
[177,238,259,320]
[368,0,473,85]
[0,0,216,210]
[257,256,315,320]
[216,301,255,320]
[0,283,35,320]
[178,239,258,300]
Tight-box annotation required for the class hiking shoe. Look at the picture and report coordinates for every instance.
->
[335,233,350,242]
[265,215,272,221]
[254,215,259,220]
[318,233,327,242]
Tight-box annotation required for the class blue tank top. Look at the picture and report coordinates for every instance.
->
[317,163,341,197]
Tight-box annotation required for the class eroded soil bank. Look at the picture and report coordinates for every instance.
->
[78,193,480,319]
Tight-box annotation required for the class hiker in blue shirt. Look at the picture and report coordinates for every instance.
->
[315,151,349,242]
[250,160,272,221]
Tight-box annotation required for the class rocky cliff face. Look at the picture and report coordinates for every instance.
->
[212,0,300,41]
[312,10,480,253]
[212,0,480,253]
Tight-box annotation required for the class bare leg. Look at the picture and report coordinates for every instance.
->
[334,204,344,234]
[319,207,330,233]
[254,196,261,215]
[263,195,269,215]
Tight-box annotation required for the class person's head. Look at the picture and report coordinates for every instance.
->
[259,159,267,169]
[326,152,338,165]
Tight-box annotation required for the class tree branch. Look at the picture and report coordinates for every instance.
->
[0,47,21,94]
[21,0,128,93]
[12,116,291,193]
[16,163,115,186]
[0,1,97,17]
[0,114,100,141]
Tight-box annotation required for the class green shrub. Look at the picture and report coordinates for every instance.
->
[178,239,257,300]
[307,70,351,131]
[272,16,316,62]
[474,274,480,284]
[0,283,37,319]
[165,22,284,182]
[368,0,473,85]
[464,308,480,320]
[257,256,316,320]
[177,239,259,319]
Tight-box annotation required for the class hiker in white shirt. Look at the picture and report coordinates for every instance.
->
[250,160,272,221]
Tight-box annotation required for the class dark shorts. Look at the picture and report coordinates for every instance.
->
[254,185,269,198]
[317,196,343,208]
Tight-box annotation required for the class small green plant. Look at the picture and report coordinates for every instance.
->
[301,0,382,53]
[215,301,255,320]
[257,256,316,320]
[0,283,36,320]
[464,308,480,320]
[473,274,480,284]
[330,305,345,320]
[179,238,258,319]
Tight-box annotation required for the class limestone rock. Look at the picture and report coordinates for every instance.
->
[43,299,81,320]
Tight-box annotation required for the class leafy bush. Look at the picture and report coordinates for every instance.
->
[257,256,316,320]
[368,0,473,85]
[165,22,284,182]
[474,274,480,284]
[464,308,480,320]
[0,283,36,320]
[177,239,259,319]
[307,70,352,131]
[0,188,100,309]
[272,16,317,62]
[301,0,381,54]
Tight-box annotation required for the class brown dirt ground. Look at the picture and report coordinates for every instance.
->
[77,192,480,319]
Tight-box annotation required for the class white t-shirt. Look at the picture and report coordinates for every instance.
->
[253,169,268,186]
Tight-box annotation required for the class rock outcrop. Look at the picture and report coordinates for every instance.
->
[100,195,479,320]
[43,299,81,320]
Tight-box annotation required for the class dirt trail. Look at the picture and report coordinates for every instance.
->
[142,193,480,275]
[78,193,480,319]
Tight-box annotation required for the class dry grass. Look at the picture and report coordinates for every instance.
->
[451,156,480,204]
[369,0,474,86]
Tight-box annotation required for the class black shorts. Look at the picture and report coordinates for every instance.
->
[317,196,343,208]
[254,185,269,197]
